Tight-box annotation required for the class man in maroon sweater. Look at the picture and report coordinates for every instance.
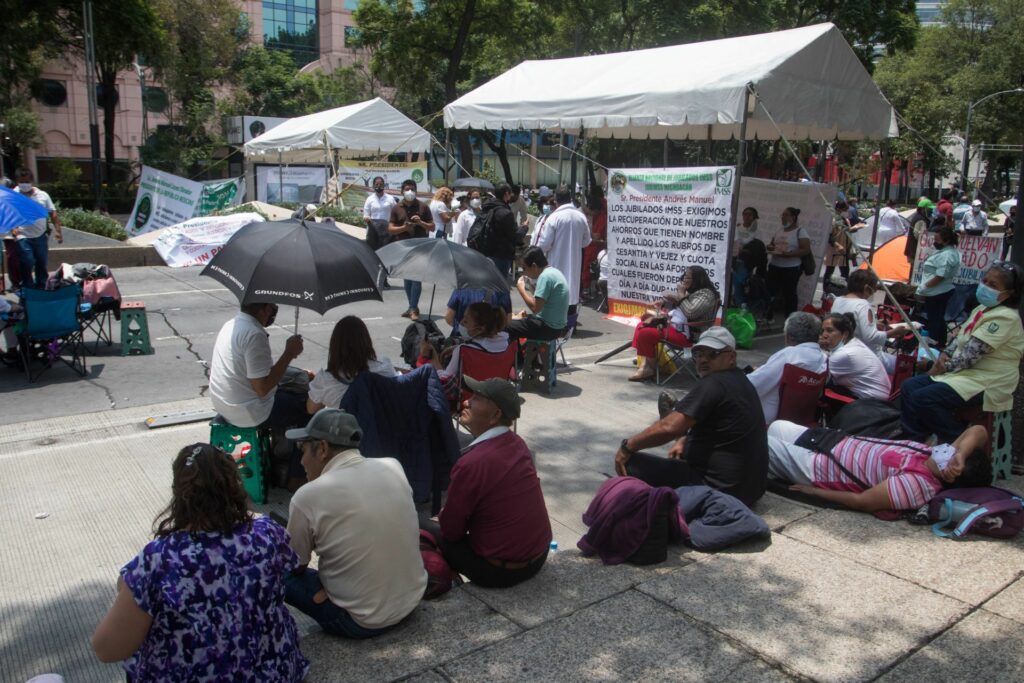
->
[425,377,552,587]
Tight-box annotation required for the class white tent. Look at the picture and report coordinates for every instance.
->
[444,23,896,141]
[245,97,432,163]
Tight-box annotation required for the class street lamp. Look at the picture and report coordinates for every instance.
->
[960,87,1024,197]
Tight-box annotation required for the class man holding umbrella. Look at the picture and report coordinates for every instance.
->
[389,179,432,320]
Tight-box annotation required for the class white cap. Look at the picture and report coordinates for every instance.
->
[538,185,553,198]
[971,199,982,207]
[692,326,736,351]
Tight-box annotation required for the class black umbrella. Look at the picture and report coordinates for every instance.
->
[377,238,508,316]
[452,177,495,191]
[201,218,385,330]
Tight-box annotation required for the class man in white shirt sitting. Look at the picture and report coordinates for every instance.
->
[285,408,427,637]
[746,311,828,423]
[362,176,397,250]
[533,186,592,315]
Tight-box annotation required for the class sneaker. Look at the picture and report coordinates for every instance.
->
[658,391,676,419]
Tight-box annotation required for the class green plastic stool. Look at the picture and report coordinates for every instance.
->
[209,417,271,504]
[120,301,152,355]
[991,410,1012,481]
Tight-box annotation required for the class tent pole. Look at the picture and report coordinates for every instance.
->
[868,142,888,262]
[557,128,564,183]
[724,85,753,311]
[444,128,451,185]
[277,151,284,205]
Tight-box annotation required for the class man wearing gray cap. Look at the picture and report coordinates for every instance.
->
[283,408,426,637]
[423,377,552,588]
[614,327,769,506]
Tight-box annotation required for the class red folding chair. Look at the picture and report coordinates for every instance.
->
[887,353,916,400]
[455,340,520,431]
[776,363,827,427]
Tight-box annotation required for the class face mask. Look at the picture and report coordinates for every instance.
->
[542,205,552,215]
[403,190,416,202]
[781,221,791,229]
[456,323,468,338]
[17,182,31,192]
[374,186,384,195]
[976,283,1003,308]
[470,198,482,210]
[933,241,945,250]
[266,308,278,327]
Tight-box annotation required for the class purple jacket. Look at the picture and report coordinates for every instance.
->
[577,477,688,564]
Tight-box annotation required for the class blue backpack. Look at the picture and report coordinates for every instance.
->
[927,487,1024,540]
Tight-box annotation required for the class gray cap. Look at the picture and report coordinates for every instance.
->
[463,376,524,419]
[972,199,982,207]
[692,326,736,351]
[285,408,362,447]
[537,185,553,198]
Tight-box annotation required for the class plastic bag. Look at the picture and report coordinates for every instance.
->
[725,307,756,349]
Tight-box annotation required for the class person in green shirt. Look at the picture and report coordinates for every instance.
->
[902,261,1024,443]
[506,246,569,342]
[915,227,961,347]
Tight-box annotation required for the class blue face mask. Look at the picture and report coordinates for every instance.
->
[976,283,1003,308]
[542,205,552,215]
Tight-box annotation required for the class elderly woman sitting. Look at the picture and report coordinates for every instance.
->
[629,266,720,382]
[819,312,891,400]
[901,261,1024,443]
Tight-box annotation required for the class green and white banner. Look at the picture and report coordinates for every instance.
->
[126,165,205,237]
[196,177,244,216]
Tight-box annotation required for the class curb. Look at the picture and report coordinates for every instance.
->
[50,244,162,268]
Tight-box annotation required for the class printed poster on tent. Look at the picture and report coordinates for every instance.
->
[606,166,734,320]
[126,166,205,237]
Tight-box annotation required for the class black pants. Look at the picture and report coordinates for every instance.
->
[768,264,801,316]
[506,316,564,341]
[823,265,850,285]
[625,451,703,488]
[923,289,954,349]
[420,520,547,588]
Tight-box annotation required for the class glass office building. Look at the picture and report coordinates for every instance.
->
[263,0,319,66]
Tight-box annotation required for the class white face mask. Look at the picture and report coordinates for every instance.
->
[470,198,482,210]
[457,323,469,337]
[17,182,32,192]
[403,190,416,202]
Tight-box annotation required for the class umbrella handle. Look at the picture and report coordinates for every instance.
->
[295,306,300,335]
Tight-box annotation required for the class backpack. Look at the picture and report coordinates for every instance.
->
[419,528,461,599]
[466,205,496,254]
[927,487,1024,540]
[399,319,444,366]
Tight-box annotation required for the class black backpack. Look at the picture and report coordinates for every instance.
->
[466,206,495,254]
[399,319,444,366]
[829,398,904,439]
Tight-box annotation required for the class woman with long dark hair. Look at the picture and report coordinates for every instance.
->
[92,444,309,681]
[307,316,397,412]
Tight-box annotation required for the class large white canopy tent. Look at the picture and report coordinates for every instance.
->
[443,23,896,141]
[245,97,432,164]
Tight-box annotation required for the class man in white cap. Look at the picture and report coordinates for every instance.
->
[284,408,426,637]
[959,199,989,236]
[614,326,769,506]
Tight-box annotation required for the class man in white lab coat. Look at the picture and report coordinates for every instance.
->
[532,186,591,314]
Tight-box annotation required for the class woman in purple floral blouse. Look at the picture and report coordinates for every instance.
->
[92,443,309,682]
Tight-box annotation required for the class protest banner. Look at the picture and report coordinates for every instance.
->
[606,166,734,320]
[910,231,1001,286]
[736,178,836,308]
[152,213,265,268]
[196,178,244,216]
[255,165,329,204]
[126,166,205,237]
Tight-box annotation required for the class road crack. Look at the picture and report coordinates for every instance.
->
[152,308,210,397]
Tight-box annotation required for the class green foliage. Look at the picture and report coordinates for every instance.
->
[213,203,271,221]
[315,204,364,226]
[57,207,128,241]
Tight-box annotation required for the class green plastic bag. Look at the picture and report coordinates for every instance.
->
[725,307,756,349]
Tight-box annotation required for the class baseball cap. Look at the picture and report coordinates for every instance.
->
[285,408,362,447]
[972,199,982,207]
[917,197,935,209]
[537,185,553,198]
[463,376,524,419]
[692,326,736,352]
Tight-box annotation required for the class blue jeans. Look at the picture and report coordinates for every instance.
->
[17,235,49,288]
[490,257,512,279]
[284,569,392,639]
[900,374,982,443]
[404,280,422,310]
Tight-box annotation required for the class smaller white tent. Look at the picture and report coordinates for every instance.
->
[244,97,432,163]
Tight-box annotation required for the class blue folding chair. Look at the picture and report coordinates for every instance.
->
[18,285,87,382]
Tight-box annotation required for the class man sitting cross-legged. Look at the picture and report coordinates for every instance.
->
[422,377,552,588]
[284,408,426,638]
[614,327,769,507]
[766,420,992,513]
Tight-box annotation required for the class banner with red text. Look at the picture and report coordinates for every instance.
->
[152,213,265,268]
[606,167,734,320]
[910,232,1001,286]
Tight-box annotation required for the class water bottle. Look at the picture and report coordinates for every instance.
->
[549,541,558,553]
[916,329,937,362]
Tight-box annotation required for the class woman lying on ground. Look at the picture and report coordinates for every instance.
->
[629,265,720,382]
[307,316,397,413]
[901,261,1024,443]
[819,312,891,400]
[92,443,309,681]
[767,421,991,514]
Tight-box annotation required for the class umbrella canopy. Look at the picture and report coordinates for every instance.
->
[377,238,508,292]
[0,186,48,232]
[452,177,495,191]
[201,219,385,314]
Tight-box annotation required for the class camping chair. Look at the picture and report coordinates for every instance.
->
[776,363,827,427]
[457,340,520,431]
[654,312,719,386]
[554,311,579,368]
[17,284,87,382]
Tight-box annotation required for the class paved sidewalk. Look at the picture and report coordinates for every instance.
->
[1,266,1022,682]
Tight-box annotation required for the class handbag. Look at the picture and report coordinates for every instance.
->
[800,250,817,276]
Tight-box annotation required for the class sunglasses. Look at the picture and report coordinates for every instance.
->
[693,348,724,361]
[993,261,1020,290]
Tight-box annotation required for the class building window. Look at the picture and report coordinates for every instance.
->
[32,79,68,107]
[143,86,168,113]
[263,0,319,66]
[343,26,360,48]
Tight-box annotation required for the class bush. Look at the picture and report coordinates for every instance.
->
[57,207,128,241]
[316,204,363,226]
